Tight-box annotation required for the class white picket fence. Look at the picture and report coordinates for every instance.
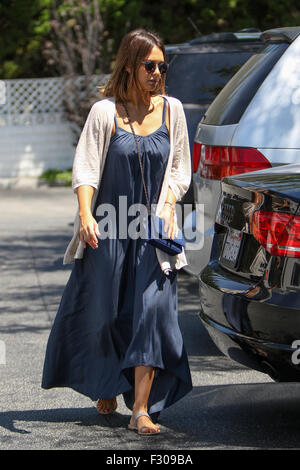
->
[0,75,107,181]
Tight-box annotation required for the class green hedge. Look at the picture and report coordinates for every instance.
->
[39,168,72,186]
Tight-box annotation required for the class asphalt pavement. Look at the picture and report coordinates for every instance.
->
[1,186,300,452]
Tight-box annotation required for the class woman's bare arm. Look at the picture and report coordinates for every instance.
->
[76,185,100,249]
[158,186,178,239]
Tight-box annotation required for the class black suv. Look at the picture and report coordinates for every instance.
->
[165,29,265,204]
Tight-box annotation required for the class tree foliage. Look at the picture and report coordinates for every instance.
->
[43,0,110,139]
[43,0,104,76]
[1,0,300,79]
[0,0,52,78]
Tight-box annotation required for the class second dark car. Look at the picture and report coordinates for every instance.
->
[199,163,300,382]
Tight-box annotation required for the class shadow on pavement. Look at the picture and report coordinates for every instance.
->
[0,232,72,273]
[1,382,300,449]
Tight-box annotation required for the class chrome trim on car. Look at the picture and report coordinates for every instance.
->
[195,123,239,146]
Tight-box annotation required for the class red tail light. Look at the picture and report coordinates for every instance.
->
[199,145,271,180]
[193,142,202,173]
[252,210,300,258]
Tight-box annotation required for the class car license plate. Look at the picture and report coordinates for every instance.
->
[221,228,243,266]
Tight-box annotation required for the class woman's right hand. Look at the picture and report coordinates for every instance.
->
[79,212,101,249]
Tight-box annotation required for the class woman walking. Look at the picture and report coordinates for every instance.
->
[42,28,192,436]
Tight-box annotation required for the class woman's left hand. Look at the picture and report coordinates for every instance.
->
[158,204,178,239]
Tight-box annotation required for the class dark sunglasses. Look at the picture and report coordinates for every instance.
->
[141,60,168,75]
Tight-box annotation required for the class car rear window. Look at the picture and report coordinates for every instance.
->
[201,42,289,125]
[166,51,260,105]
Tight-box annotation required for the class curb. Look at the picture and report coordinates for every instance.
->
[0,177,70,189]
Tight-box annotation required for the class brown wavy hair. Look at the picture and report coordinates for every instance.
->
[101,29,167,103]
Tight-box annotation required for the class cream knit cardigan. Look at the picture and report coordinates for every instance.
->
[63,95,191,274]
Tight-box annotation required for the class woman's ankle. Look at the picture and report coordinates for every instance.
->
[132,403,148,414]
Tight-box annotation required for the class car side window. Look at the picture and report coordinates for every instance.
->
[202,42,289,125]
[166,47,263,105]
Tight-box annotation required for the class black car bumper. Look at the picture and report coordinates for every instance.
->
[199,263,300,382]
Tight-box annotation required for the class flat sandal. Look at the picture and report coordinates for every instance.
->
[128,411,160,436]
[96,398,117,415]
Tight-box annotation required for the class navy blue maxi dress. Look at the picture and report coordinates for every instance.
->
[42,98,193,415]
